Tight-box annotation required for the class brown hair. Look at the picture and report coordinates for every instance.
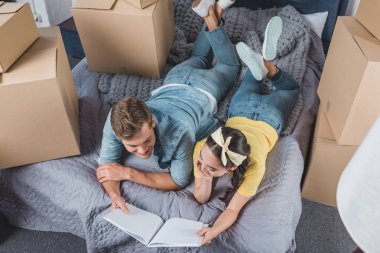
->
[206,126,250,203]
[110,97,153,139]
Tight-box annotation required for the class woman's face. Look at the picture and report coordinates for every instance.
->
[195,144,231,178]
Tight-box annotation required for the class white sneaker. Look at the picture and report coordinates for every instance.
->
[262,16,283,61]
[192,0,215,17]
[236,42,268,81]
[217,0,235,10]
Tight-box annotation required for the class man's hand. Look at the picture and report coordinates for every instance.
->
[96,163,130,183]
[110,195,129,213]
[196,227,216,246]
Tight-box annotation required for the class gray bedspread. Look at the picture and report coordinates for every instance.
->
[0,7,324,253]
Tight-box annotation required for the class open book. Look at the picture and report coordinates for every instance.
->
[103,204,207,247]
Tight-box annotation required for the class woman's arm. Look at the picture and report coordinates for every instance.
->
[193,156,214,203]
[197,191,250,245]
[194,176,213,204]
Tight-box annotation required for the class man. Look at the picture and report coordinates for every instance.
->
[96,0,239,212]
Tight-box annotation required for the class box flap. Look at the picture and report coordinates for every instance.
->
[1,48,56,85]
[112,0,155,15]
[0,2,25,14]
[338,17,373,39]
[0,27,59,85]
[72,0,116,10]
[0,2,4,7]
[125,0,157,9]
[354,36,380,61]
[355,0,380,41]
[318,108,336,141]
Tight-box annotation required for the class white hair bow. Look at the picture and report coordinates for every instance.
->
[211,127,247,167]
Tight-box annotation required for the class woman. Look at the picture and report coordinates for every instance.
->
[193,16,301,245]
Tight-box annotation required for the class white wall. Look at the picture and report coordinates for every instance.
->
[16,0,72,27]
[346,0,361,16]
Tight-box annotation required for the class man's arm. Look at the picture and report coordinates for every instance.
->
[127,128,194,190]
[98,112,123,165]
[100,179,129,212]
[128,169,182,190]
[97,127,193,190]
[97,158,191,190]
[97,112,130,212]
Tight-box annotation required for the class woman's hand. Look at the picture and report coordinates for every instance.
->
[196,227,217,246]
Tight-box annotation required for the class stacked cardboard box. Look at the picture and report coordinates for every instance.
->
[0,1,39,72]
[71,0,174,78]
[318,17,380,146]
[0,26,80,169]
[302,108,358,206]
[302,2,380,206]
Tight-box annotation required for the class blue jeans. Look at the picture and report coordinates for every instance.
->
[164,23,240,103]
[228,69,300,134]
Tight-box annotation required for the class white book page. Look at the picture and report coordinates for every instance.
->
[148,217,205,247]
[103,204,164,245]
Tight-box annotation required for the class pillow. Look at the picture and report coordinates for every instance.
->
[302,11,328,38]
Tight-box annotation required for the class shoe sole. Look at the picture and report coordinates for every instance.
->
[262,16,283,61]
[217,0,235,10]
[236,42,264,81]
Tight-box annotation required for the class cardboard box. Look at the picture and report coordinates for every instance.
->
[71,0,174,78]
[302,108,358,207]
[0,1,39,73]
[356,0,380,40]
[317,17,380,145]
[0,26,80,169]
[126,0,158,9]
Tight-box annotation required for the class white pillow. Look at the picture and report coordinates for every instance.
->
[302,11,328,38]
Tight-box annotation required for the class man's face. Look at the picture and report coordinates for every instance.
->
[122,122,156,159]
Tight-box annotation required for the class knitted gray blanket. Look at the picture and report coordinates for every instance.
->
[97,0,310,135]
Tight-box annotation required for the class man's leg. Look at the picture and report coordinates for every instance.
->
[175,0,219,69]
[205,3,239,88]
[206,25,240,87]
[164,3,217,85]
[188,6,239,102]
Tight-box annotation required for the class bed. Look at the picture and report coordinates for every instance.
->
[0,0,347,252]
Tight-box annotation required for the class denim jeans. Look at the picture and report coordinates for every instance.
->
[228,69,300,134]
[164,23,240,103]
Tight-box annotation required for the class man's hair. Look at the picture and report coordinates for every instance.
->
[111,97,153,139]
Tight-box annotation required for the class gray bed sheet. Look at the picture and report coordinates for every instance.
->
[0,31,323,253]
